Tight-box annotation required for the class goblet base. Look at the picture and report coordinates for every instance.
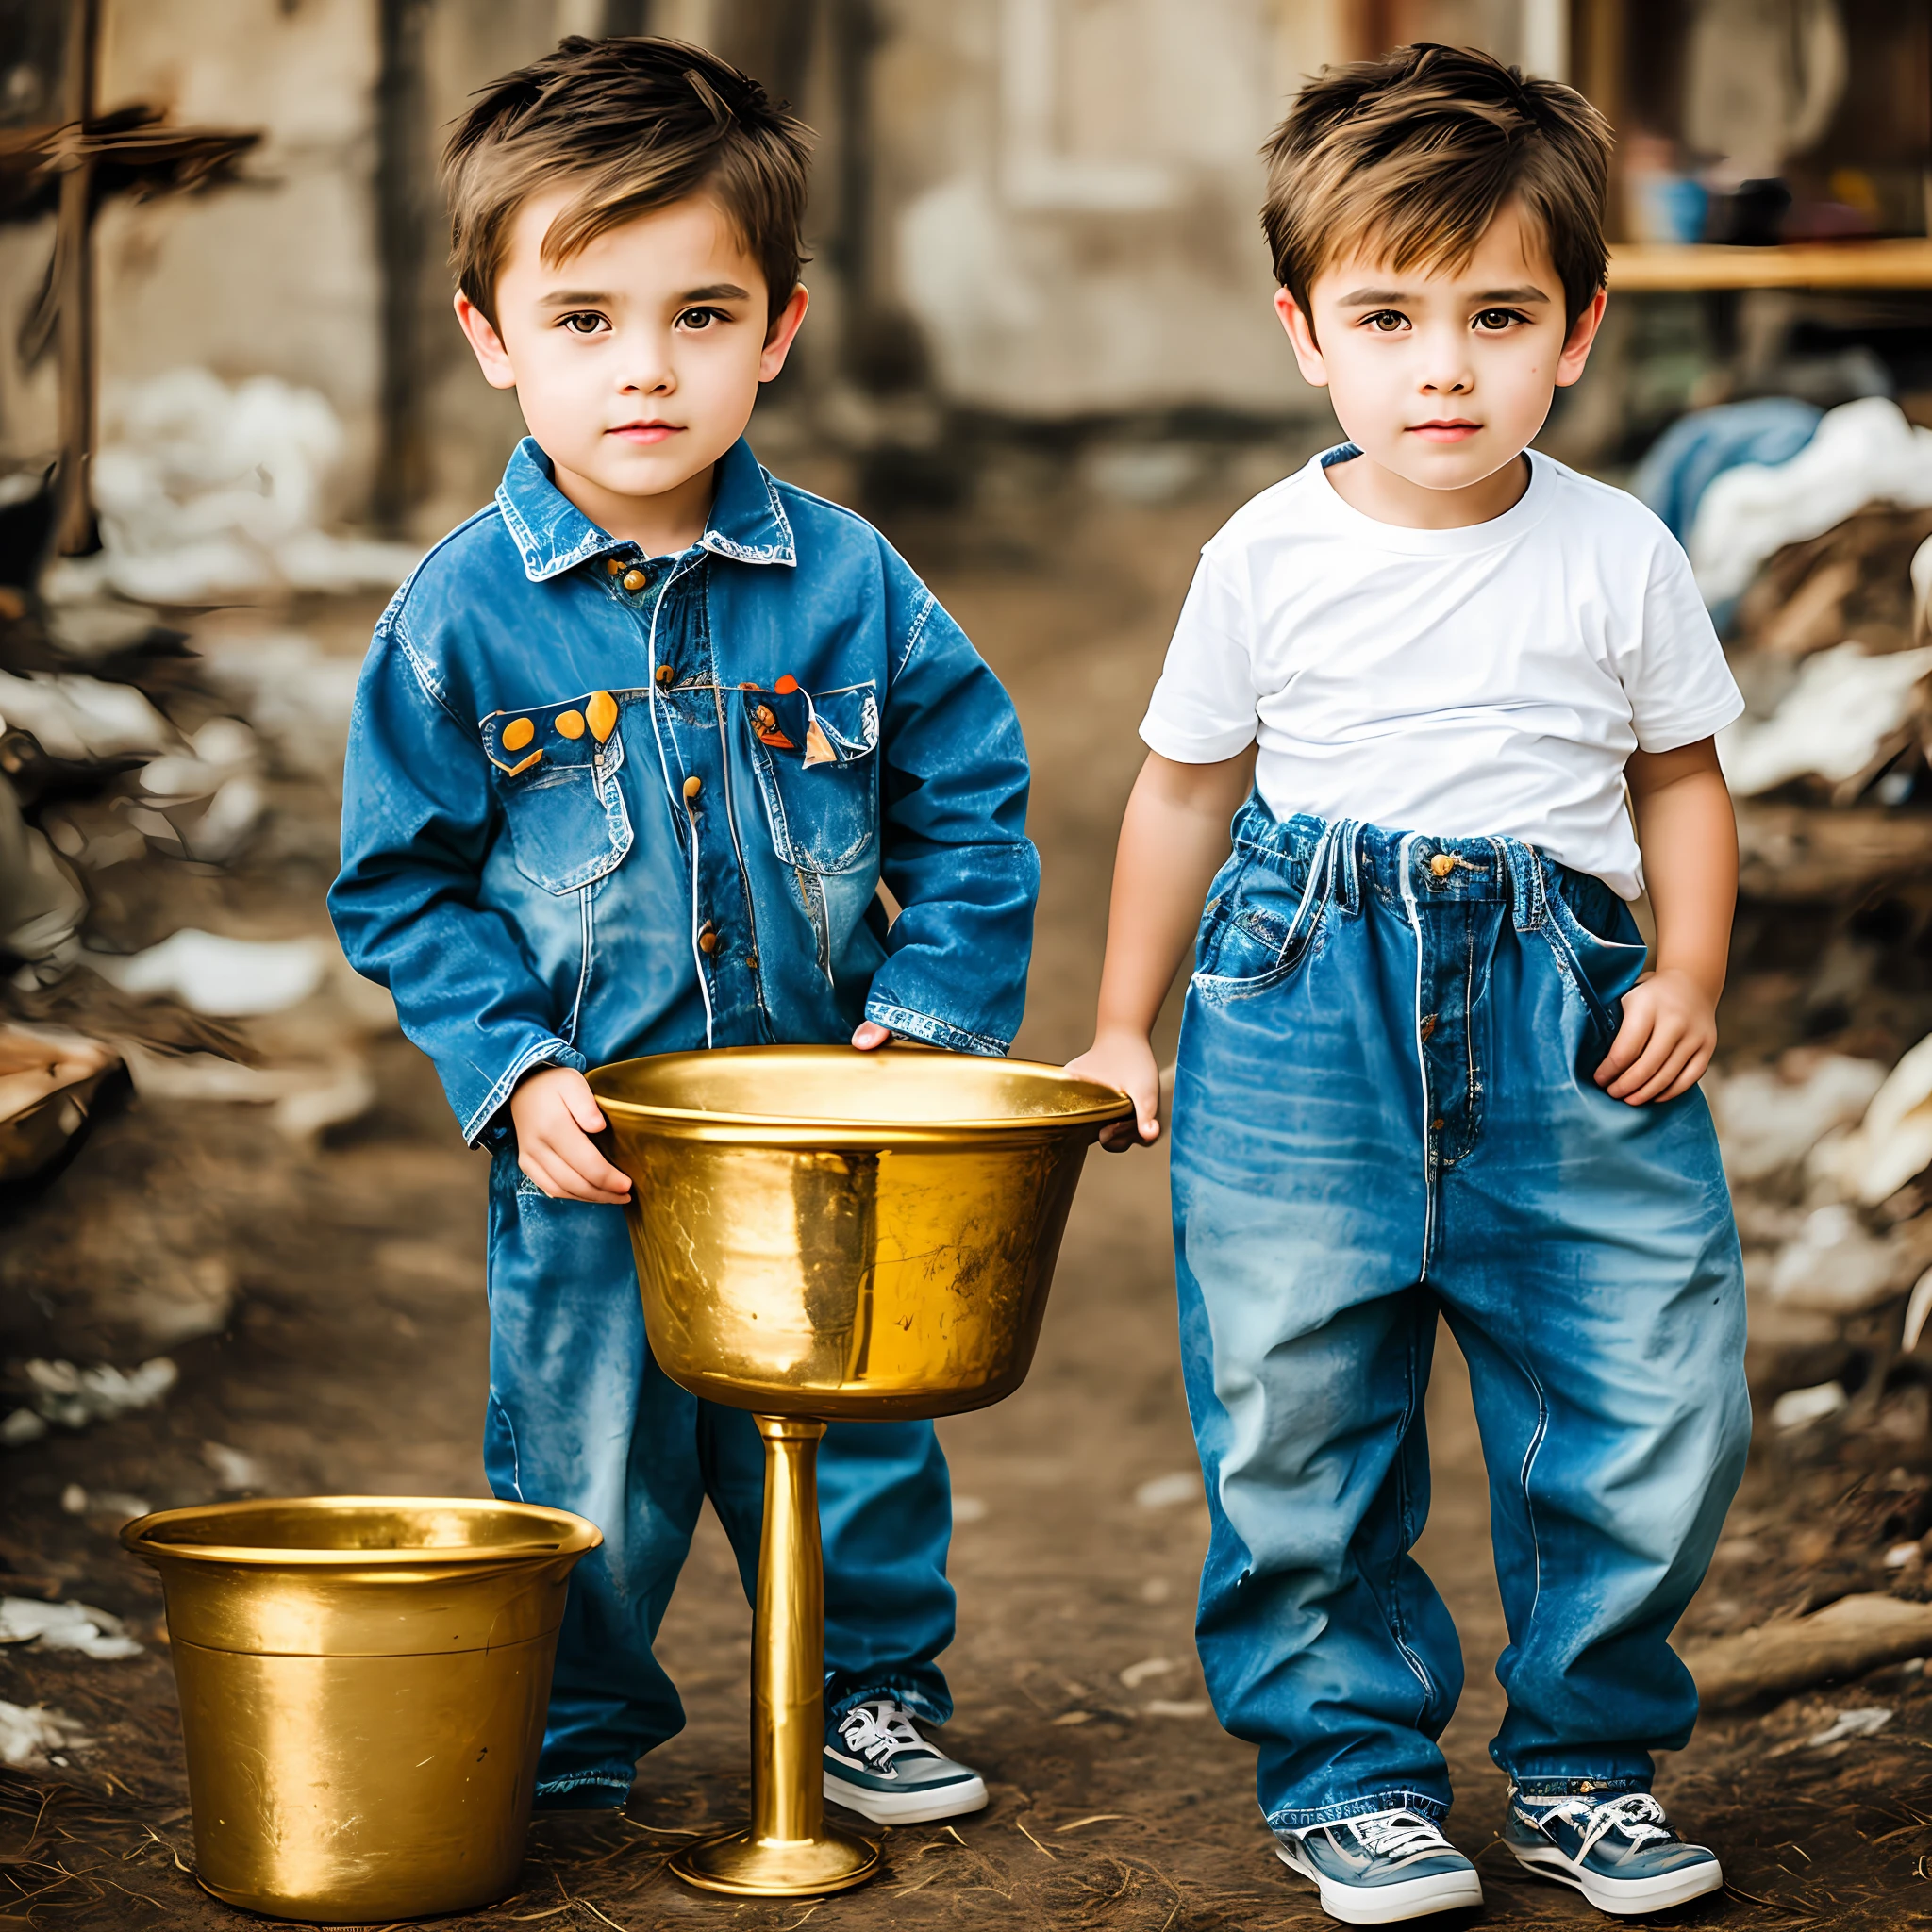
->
[670,1824,881,1896]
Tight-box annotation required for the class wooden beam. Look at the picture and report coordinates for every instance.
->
[53,0,99,557]
[1608,239,1932,291]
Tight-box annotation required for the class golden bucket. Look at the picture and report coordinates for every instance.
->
[591,1044,1132,1421]
[591,1045,1131,1896]
[122,1496,601,1923]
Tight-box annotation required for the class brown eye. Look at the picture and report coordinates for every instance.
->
[560,312,608,335]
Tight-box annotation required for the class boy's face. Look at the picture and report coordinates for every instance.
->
[1276,200,1605,499]
[456,191,806,528]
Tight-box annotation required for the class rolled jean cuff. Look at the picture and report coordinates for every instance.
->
[1267,1790,1450,1833]
[533,1772,632,1810]
[825,1678,953,1727]
[1509,1774,1652,1799]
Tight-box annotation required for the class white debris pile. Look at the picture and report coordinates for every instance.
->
[51,368,421,605]
[1708,1033,1932,1446]
[195,630,363,776]
[0,1597,142,1659]
[0,1699,92,1770]
[0,1356,178,1448]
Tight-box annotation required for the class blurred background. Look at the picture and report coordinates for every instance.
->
[5,6,1932,1927]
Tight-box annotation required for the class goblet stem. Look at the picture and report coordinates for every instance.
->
[751,1415,826,1846]
[669,1415,880,1895]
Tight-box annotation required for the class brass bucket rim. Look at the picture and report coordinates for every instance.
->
[119,1494,603,1568]
[589,1044,1135,1142]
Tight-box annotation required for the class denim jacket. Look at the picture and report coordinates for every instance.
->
[329,436,1038,1146]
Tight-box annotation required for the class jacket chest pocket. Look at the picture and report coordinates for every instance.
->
[483,698,634,894]
[743,680,879,875]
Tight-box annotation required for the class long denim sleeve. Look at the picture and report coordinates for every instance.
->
[332,610,586,1143]
[864,559,1037,1056]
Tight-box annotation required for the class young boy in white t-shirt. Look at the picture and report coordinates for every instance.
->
[1069,45,1748,1927]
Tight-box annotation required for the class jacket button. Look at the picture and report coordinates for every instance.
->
[755,705,776,730]
[501,717,534,751]
[586,691,619,741]
[622,569,646,591]
[745,951,758,970]
[605,558,625,575]
[1429,853,1456,879]
[682,774,702,800]
[656,663,675,686]
[698,922,719,955]
[555,709,586,740]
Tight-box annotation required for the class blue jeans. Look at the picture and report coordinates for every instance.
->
[1171,803,1748,1834]
[484,1156,958,1807]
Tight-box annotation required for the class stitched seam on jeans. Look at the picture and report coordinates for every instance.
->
[562,885,593,1046]
[1385,1307,1437,1722]
[1517,1362,1551,1635]
[1396,833,1434,1280]
[490,1391,525,1502]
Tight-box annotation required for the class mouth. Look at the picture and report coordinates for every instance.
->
[1407,420,1483,442]
[608,421,683,444]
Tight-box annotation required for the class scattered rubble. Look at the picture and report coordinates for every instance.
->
[0,1600,141,1661]
[47,369,420,606]
[0,1701,92,1771]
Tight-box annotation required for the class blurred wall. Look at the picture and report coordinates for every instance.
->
[0,0,1366,536]
[862,0,1343,419]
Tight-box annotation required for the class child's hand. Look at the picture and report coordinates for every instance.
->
[509,1065,633,1203]
[1592,968,1717,1106]
[851,1021,891,1050]
[1066,1030,1162,1150]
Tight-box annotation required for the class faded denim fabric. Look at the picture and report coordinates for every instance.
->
[1171,801,1748,1834]
[331,437,1035,1800]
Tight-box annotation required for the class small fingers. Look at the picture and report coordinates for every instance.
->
[1623,1037,1708,1107]
[851,1021,892,1051]
[558,1074,608,1135]
[1592,1009,1652,1088]
[1604,1017,1683,1099]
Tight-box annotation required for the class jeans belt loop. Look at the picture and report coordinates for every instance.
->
[1336,819,1362,915]
[1500,838,1546,932]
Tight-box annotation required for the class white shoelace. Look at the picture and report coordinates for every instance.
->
[1535,1791,1674,1858]
[837,1699,928,1771]
[1339,1808,1456,1866]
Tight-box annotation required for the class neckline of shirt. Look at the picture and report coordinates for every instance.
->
[1298,446,1559,556]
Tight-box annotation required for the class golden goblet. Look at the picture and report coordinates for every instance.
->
[590,1044,1131,1897]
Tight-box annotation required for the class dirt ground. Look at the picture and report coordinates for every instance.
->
[4,479,1932,1930]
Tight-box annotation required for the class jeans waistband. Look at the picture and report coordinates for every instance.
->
[1228,798,1559,929]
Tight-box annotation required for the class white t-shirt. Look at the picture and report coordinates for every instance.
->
[1140,448,1742,899]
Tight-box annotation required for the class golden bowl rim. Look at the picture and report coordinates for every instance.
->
[587,1044,1135,1136]
[118,1494,604,1567]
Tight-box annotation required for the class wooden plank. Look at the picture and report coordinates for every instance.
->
[1737,801,1932,903]
[52,0,97,558]
[1609,239,1932,291]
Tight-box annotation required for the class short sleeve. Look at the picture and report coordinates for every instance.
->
[1139,550,1263,762]
[1622,536,1744,753]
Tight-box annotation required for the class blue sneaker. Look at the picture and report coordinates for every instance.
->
[822,1697,988,1824]
[1505,1788,1723,1914]
[1274,1808,1484,1924]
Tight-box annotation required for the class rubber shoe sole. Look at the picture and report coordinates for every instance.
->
[1276,1839,1484,1924]
[823,1768,988,1824]
[1508,1840,1723,1915]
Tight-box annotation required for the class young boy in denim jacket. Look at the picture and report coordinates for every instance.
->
[1070,46,1747,1925]
[329,37,1034,1824]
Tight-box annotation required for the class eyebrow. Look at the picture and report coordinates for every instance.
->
[537,282,753,307]
[1337,283,1552,305]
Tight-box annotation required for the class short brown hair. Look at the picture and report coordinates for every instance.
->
[1261,43,1610,327]
[443,36,811,329]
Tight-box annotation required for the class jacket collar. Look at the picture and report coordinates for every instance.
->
[494,434,797,582]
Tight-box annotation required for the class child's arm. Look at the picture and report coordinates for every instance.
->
[1599,736,1736,1106]
[1066,748,1255,1149]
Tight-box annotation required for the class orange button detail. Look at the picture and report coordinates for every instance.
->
[1429,853,1456,878]
[586,691,619,741]
[682,774,702,800]
[501,717,534,751]
[555,709,586,739]
[622,569,646,592]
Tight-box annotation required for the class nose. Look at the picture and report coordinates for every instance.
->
[1416,323,1474,396]
[617,325,676,397]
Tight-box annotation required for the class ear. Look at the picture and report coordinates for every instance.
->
[758,283,810,382]
[1554,287,1608,390]
[1274,287,1328,388]
[455,291,518,391]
